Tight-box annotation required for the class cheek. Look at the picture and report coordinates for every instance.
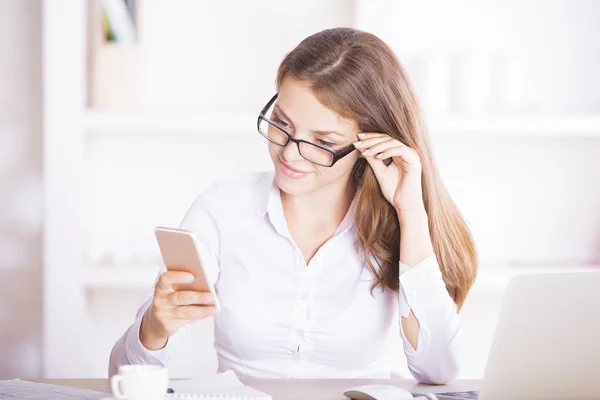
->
[316,153,359,180]
[268,142,282,157]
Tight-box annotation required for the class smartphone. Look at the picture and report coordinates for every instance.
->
[154,226,220,313]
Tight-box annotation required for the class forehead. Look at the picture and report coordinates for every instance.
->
[276,78,359,136]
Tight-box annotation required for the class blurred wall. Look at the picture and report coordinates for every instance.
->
[0,0,43,378]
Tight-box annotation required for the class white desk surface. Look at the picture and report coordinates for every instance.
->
[30,378,481,400]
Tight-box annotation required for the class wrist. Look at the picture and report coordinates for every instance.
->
[396,206,428,225]
[139,310,169,351]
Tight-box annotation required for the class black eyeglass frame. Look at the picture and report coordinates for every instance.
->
[257,93,357,167]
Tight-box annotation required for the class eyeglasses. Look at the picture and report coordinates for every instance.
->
[257,94,357,167]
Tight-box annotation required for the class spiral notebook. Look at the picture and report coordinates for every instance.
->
[165,371,272,400]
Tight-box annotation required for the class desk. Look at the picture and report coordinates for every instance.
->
[30,378,480,400]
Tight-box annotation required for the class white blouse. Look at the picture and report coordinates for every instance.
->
[110,171,463,383]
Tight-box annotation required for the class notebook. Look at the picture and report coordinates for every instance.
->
[166,370,272,400]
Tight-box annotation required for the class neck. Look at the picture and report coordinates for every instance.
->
[280,177,354,228]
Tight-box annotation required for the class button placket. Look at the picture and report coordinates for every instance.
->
[292,302,309,325]
[293,248,305,268]
[292,274,315,356]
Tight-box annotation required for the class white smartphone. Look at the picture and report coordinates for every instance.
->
[154,226,221,313]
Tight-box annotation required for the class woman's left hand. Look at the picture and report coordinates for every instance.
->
[354,133,425,213]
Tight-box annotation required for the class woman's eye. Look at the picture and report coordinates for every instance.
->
[273,117,289,127]
[316,139,336,148]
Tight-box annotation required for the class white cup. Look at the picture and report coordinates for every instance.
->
[110,364,168,400]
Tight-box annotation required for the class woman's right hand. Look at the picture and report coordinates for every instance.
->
[139,270,218,351]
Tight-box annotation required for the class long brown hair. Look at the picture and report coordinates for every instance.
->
[276,28,477,310]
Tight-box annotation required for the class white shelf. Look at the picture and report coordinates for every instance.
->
[83,265,159,290]
[82,264,599,291]
[471,265,598,292]
[428,115,600,137]
[84,110,258,134]
[84,110,600,137]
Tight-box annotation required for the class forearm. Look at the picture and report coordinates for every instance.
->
[109,306,169,377]
[109,290,179,377]
[398,209,434,267]
[396,255,463,384]
[396,209,463,384]
[398,208,434,349]
[400,295,463,385]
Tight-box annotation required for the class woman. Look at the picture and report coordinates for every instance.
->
[110,27,477,384]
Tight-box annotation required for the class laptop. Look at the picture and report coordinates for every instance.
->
[432,271,600,400]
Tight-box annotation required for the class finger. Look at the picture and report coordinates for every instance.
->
[169,291,215,306]
[362,139,401,157]
[172,305,219,320]
[156,271,195,293]
[357,132,388,139]
[353,136,391,151]
[376,147,422,171]
[375,145,407,161]
[363,153,387,178]
[376,145,420,163]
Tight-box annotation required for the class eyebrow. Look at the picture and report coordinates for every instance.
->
[274,104,345,138]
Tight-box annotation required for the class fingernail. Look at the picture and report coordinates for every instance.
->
[353,141,362,147]
[376,153,384,159]
[184,274,195,282]
[362,150,370,156]
[357,133,366,138]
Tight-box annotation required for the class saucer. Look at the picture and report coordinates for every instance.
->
[100,397,167,400]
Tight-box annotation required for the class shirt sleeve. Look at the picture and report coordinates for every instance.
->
[108,185,221,376]
[397,254,464,385]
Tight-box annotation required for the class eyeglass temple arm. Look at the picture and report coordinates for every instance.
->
[257,93,279,130]
[333,143,392,166]
[259,94,278,116]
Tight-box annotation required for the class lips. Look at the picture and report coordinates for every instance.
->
[278,160,310,179]
[280,160,308,174]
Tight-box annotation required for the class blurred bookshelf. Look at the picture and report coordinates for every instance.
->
[83,1,600,138]
[87,0,140,110]
[82,0,600,138]
[44,0,600,378]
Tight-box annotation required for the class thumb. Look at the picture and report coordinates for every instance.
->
[363,154,388,181]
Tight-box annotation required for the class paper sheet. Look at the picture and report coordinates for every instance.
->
[0,379,107,400]
[167,371,271,399]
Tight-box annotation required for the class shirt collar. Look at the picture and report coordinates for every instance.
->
[257,171,280,219]
[335,195,357,236]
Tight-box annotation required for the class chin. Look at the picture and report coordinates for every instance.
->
[274,168,315,196]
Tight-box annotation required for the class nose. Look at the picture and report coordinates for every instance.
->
[281,139,303,162]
